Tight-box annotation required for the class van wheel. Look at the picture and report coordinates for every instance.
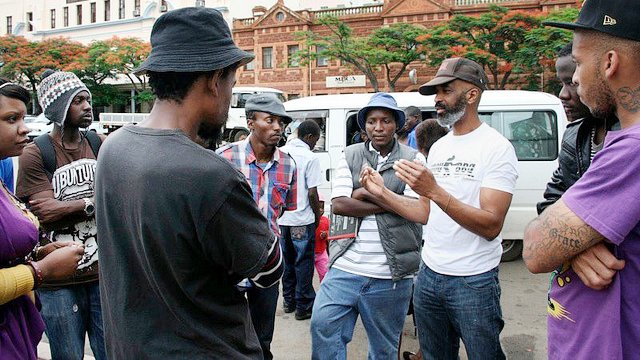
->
[233,129,249,142]
[501,240,523,262]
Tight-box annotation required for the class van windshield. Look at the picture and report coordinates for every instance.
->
[232,92,286,108]
[285,110,328,152]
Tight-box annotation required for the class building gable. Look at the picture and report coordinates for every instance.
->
[251,2,311,29]
[383,0,450,16]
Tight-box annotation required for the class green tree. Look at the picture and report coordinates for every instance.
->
[83,37,152,111]
[516,8,578,92]
[294,16,426,92]
[0,36,87,112]
[368,23,427,91]
[417,6,577,91]
[418,5,541,90]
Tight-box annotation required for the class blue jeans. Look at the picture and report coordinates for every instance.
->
[310,268,412,360]
[38,282,106,360]
[280,223,316,312]
[247,283,279,360]
[413,264,505,360]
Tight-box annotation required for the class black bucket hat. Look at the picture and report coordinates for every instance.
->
[135,7,254,75]
[543,0,640,42]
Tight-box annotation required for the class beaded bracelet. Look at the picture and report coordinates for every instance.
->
[27,261,44,289]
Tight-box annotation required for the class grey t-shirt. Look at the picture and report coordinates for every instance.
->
[95,126,273,359]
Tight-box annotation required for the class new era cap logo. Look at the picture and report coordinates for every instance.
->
[603,15,617,26]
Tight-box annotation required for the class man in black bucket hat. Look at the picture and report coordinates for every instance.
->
[524,1,640,359]
[95,7,282,359]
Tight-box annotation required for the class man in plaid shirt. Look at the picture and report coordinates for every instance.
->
[217,93,297,360]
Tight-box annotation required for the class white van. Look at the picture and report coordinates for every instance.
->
[226,87,286,142]
[99,86,286,142]
[284,90,568,261]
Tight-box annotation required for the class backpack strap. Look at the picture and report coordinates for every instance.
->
[33,132,102,182]
[84,131,102,158]
[33,134,56,182]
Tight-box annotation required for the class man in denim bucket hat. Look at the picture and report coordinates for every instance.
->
[359,59,518,359]
[96,7,283,359]
[310,92,424,358]
[525,1,640,359]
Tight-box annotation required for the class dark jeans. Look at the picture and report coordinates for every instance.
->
[38,281,106,360]
[413,264,505,360]
[280,223,316,312]
[247,283,279,360]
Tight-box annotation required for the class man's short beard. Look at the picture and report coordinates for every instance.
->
[436,95,467,127]
[197,122,223,150]
[587,67,617,120]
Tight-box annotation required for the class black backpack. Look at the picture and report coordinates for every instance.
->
[34,131,102,181]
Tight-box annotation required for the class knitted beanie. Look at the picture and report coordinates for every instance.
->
[37,71,91,127]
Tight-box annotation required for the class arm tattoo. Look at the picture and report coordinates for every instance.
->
[524,203,604,270]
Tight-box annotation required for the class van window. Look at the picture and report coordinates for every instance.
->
[346,112,364,146]
[232,92,286,108]
[480,111,558,161]
[285,110,328,152]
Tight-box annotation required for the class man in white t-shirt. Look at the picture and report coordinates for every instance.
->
[278,120,324,321]
[361,58,518,359]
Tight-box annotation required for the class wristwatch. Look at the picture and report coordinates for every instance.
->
[83,198,95,217]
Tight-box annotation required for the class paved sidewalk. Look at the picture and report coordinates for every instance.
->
[37,260,548,359]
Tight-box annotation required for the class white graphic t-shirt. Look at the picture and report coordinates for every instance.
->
[423,123,518,276]
[49,158,99,274]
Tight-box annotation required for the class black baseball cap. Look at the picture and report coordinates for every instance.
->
[419,58,488,96]
[544,0,640,42]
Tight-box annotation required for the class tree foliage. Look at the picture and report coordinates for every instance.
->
[368,23,427,91]
[0,35,151,112]
[0,36,86,111]
[81,37,151,109]
[294,16,426,91]
[418,5,540,89]
[417,5,577,91]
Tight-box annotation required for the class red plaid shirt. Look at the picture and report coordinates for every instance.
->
[217,137,297,236]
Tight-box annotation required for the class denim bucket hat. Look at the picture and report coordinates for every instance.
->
[357,93,406,130]
[135,7,254,75]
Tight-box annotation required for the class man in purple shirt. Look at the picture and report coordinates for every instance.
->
[524,1,640,359]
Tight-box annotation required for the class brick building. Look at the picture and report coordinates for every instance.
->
[233,0,578,97]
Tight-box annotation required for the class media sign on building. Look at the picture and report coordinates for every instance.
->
[326,75,367,88]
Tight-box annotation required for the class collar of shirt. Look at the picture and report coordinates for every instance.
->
[242,135,280,170]
[368,142,390,162]
[288,138,311,150]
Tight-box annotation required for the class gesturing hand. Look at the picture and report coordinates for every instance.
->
[393,159,436,198]
[359,167,386,198]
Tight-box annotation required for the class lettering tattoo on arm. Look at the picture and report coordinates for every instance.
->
[524,200,604,272]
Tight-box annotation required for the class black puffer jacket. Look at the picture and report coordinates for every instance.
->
[536,116,618,214]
